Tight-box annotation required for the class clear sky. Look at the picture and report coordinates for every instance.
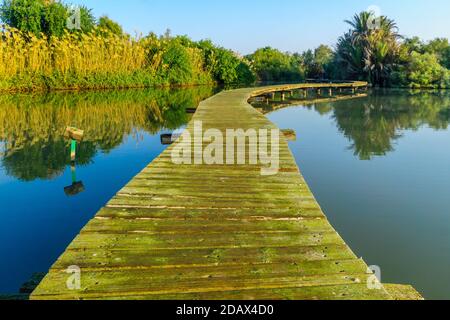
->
[70,0,450,54]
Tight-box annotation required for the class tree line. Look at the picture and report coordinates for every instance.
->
[0,0,449,90]
[246,12,449,88]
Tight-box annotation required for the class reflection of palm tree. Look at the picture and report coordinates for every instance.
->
[331,90,450,159]
[0,86,214,181]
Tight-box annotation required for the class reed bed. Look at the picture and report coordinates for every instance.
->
[0,26,212,91]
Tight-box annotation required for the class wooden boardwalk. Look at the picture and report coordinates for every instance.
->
[31,83,422,300]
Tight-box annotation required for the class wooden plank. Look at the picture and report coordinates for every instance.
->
[31,82,421,300]
[384,284,424,301]
[50,245,357,270]
[91,284,391,300]
[33,272,376,300]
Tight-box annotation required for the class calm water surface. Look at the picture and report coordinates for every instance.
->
[0,87,215,294]
[265,89,450,300]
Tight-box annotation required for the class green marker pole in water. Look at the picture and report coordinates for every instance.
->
[63,127,85,196]
[71,163,77,184]
[70,139,77,162]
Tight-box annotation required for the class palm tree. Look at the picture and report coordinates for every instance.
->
[336,11,401,86]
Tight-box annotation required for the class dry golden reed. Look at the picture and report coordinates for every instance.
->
[0,25,210,90]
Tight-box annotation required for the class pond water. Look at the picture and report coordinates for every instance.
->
[0,86,215,294]
[264,89,450,300]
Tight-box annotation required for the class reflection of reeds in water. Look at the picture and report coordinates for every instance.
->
[0,86,214,181]
[0,87,213,155]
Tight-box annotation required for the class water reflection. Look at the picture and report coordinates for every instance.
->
[0,86,215,295]
[64,163,85,197]
[0,87,214,181]
[257,90,450,160]
[332,90,450,160]
[264,89,450,299]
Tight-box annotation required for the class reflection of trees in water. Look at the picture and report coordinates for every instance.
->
[2,139,97,181]
[331,90,450,160]
[0,87,214,181]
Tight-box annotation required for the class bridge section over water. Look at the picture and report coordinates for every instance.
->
[31,83,421,300]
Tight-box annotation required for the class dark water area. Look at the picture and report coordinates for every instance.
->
[264,89,450,299]
[0,86,215,294]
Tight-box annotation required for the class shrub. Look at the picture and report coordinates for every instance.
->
[406,52,448,88]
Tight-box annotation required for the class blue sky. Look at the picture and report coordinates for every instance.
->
[70,0,450,54]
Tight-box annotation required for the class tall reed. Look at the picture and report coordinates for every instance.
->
[0,25,213,91]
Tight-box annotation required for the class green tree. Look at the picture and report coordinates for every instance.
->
[196,40,255,85]
[315,45,333,66]
[248,47,303,82]
[0,0,44,35]
[0,0,96,36]
[305,45,334,79]
[78,5,95,33]
[160,41,193,85]
[98,15,123,36]
[405,52,448,88]
[236,59,256,85]
[402,37,425,54]
[444,47,450,69]
[213,49,239,84]
[41,1,68,37]
[423,38,450,68]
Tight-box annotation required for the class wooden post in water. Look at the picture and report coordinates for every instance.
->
[63,127,85,196]
[281,129,297,141]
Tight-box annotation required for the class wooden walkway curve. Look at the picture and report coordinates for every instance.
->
[31,83,422,300]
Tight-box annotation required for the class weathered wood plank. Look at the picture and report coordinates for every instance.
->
[384,284,424,301]
[50,245,357,270]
